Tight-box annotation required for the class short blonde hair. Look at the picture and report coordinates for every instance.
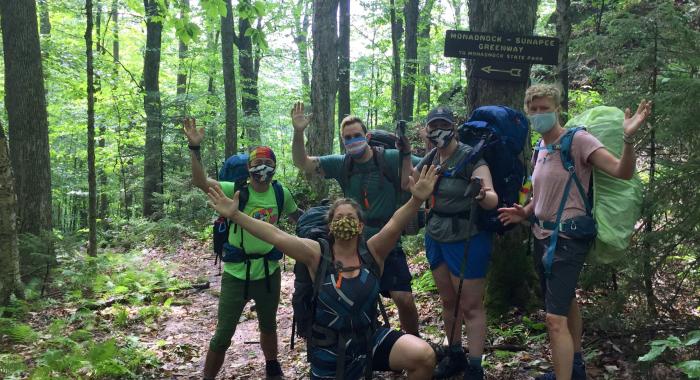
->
[524,84,561,110]
[340,115,367,134]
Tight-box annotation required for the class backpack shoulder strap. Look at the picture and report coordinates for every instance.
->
[234,182,250,212]
[372,146,399,191]
[312,238,332,300]
[341,154,354,193]
[358,240,381,280]
[558,127,584,171]
[271,181,285,223]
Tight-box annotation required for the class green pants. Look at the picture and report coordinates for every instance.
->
[209,269,281,352]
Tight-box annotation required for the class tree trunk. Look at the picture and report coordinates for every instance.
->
[401,0,419,121]
[142,0,164,219]
[416,0,435,116]
[237,0,261,145]
[389,0,403,121]
[96,0,109,223]
[293,0,311,104]
[450,0,463,77]
[86,0,97,256]
[38,0,51,35]
[176,0,189,101]
[308,0,338,198]
[555,0,571,115]
[337,0,350,130]
[466,0,539,314]
[0,0,54,265]
[0,121,24,305]
[221,1,237,157]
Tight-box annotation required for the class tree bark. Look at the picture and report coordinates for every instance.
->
[142,0,164,219]
[416,0,435,116]
[0,0,53,255]
[222,0,238,157]
[466,0,539,314]
[96,0,109,222]
[176,0,189,100]
[38,0,51,35]
[86,0,98,256]
[237,0,261,145]
[556,0,571,115]
[401,0,419,121]
[0,121,24,305]
[450,0,463,77]
[308,0,338,198]
[337,0,351,132]
[293,0,311,104]
[389,0,403,121]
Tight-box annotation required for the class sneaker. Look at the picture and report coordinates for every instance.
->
[265,360,284,380]
[463,363,484,380]
[433,346,466,379]
[535,363,586,380]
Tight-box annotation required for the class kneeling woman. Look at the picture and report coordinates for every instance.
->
[207,166,439,380]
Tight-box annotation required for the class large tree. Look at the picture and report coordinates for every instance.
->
[466,0,540,313]
[142,0,164,219]
[0,121,23,304]
[556,0,571,114]
[308,0,339,198]
[416,0,435,116]
[389,0,403,121]
[0,0,54,266]
[235,0,262,145]
[292,0,311,104]
[86,0,97,256]
[221,0,238,156]
[337,0,351,132]
[401,0,419,121]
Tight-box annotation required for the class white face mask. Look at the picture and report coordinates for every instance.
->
[427,128,455,148]
[249,164,276,183]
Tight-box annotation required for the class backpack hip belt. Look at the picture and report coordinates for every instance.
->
[427,208,470,234]
[311,323,376,380]
[222,243,283,299]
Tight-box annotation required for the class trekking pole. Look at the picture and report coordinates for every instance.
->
[448,177,483,346]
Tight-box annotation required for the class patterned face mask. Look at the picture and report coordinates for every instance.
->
[329,216,361,241]
[249,164,276,183]
[427,128,455,148]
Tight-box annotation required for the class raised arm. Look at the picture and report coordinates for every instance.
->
[589,100,652,180]
[291,102,326,177]
[183,117,219,193]
[207,187,321,268]
[368,165,438,260]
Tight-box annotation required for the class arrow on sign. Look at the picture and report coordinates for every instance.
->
[480,65,522,77]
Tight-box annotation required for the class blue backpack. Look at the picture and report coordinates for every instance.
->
[458,105,530,234]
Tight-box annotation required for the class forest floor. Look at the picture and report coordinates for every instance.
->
[3,237,695,379]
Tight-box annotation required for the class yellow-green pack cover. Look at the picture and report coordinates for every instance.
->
[565,106,643,264]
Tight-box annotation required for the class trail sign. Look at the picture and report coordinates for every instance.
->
[444,30,559,66]
[472,60,529,82]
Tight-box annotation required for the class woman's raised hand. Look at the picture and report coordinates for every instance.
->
[408,165,438,202]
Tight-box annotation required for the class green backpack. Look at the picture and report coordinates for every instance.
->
[564,106,644,264]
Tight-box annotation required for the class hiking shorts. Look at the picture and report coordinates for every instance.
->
[379,246,414,297]
[533,236,591,316]
[425,231,493,279]
[309,327,404,379]
[209,269,281,352]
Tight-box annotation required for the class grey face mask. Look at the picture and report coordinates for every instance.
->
[427,128,455,148]
[249,164,276,183]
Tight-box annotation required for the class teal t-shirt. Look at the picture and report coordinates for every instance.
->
[220,181,298,280]
[319,149,421,239]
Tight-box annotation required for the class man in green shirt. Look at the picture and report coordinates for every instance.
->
[290,102,421,336]
[184,118,300,380]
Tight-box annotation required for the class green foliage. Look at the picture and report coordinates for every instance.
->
[639,331,700,378]
[412,270,437,293]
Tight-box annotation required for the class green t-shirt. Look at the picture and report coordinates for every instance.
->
[319,149,421,239]
[220,181,298,280]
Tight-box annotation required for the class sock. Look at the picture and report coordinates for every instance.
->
[468,355,482,368]
[573,351,584,366]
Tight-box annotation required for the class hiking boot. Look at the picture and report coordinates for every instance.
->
[265,360,284,380]
[433,346,466,379]
[535,363,586,380]
[429,342,449,363]
[463,363,484,380]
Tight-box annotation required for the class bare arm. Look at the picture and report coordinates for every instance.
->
[207,187,321,268]
[183,117,219,192]
[368,165,438,260]
[291,101,326,177]
[589,100,652,180]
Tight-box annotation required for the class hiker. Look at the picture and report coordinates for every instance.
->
[498,84,651,380]
[206,166,439,380]
[414,106,499,380]
[183,117,301,380]
[290,101,421,336]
